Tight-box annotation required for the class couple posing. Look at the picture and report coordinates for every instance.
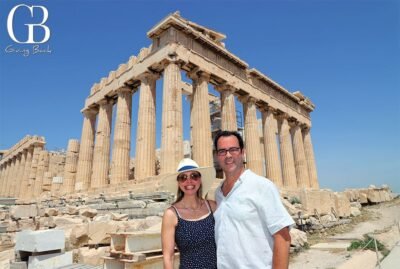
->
[161,131,294,269]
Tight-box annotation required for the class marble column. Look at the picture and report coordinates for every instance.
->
[303,127,319,189]
[33,150,49,198]
[91,99,113,188]
[75,109,97,191]
[278,116,297,189]
[242,96,264,175]
[5,160,14,197]
[190,72,213,167]
[6,157,17,197]
[15,150,27,197]
[219,85,237,131]
[1,161,11,196]
[27,145,42,199]
[135,74,158,181]
[0,165,4,196]
[261,108,283,186]
[19,147,33,199]
[110,87,132,184]
[291,122,311,188]
[62,139,80,194]
[160,61,183,174]
[0,163,7,196]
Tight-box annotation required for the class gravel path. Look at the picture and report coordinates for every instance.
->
[290,198,400,269]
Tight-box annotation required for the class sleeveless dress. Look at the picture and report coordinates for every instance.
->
[172,200,217,269]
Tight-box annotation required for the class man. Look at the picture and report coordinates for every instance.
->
[214,130,294,269]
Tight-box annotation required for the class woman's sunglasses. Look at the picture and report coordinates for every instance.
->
[177,172,201,182]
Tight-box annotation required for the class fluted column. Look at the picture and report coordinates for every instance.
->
[135,74,158,181]
[6,157,18,197]
[75,109,97,191]
[110,87,133,184]
[19,147,33,199]
[219,85,237,131]
[91,99,113,188]
[0,165,5,196]
[303,127,319,189]
[261,108,283,186]
[33,150,49,198]
[1,161,12,196]
[190,71,213,167]
[160,61,183,174]
[15,150,27,197]
[291,122,310,188]
[62,139,80,194]
[0,163,8,196]
[278,116,297,189]
[27,145,43,199]
[11,155,23,196]
[242,96,264,175]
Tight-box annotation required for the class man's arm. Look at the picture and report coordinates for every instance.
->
[272,227,291,269]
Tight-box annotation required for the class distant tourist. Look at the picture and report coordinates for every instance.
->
[161,158,217,269]
[213,130,294,269]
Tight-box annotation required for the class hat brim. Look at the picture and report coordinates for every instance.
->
[159,166,216,199]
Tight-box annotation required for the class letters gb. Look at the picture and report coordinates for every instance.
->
[7,4,50,44]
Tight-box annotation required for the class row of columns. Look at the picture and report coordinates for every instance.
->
[72,61,217,193]
[72,61,318,193]
[0,143,44,198]
[219,87,319,189]
[1,60,318,197]
[0,138,82,198]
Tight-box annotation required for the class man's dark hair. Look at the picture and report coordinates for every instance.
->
[214,130,244,150]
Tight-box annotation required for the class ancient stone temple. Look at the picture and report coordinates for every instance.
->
[73,12,319,192]
[0,12,319,199]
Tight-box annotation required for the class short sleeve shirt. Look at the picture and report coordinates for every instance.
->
[214,169,294,269]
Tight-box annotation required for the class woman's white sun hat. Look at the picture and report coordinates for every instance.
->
[161,158,216,199]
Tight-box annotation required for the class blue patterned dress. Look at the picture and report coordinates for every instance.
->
[172,200,217,269]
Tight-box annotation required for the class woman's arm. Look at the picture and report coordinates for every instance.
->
[161,208,178,269]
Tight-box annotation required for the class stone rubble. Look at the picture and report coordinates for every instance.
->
[0,186,395,267]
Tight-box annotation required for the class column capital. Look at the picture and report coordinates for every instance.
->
[215,83,236,93]
[160,57,184,69]
[288,119,301,128]
[115,86,132,96]
[82,108,97,117]
[301,123,311,131]
[276,112,290,121]
[260,105,277,114]
[187,67,211,82]
[97,98,113,107]
[238,95,257,105]
[137,71,160,84]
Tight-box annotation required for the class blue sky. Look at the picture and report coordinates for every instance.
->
[1,0,399,193]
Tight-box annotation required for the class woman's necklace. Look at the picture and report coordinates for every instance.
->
[182,199,203,212]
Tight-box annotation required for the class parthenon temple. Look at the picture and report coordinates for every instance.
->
[0,12,319,199]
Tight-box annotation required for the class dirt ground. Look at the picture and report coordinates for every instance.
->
[290,197,400,269]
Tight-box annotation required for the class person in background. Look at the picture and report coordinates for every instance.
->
[214,130,294,269]
[161,158,217,269]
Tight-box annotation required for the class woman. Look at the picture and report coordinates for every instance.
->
[161,158,217,269]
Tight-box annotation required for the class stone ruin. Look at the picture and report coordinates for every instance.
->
[1,11,319,200]
[0,11,396,269]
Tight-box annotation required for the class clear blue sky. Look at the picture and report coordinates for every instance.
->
[1,0,399,193]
